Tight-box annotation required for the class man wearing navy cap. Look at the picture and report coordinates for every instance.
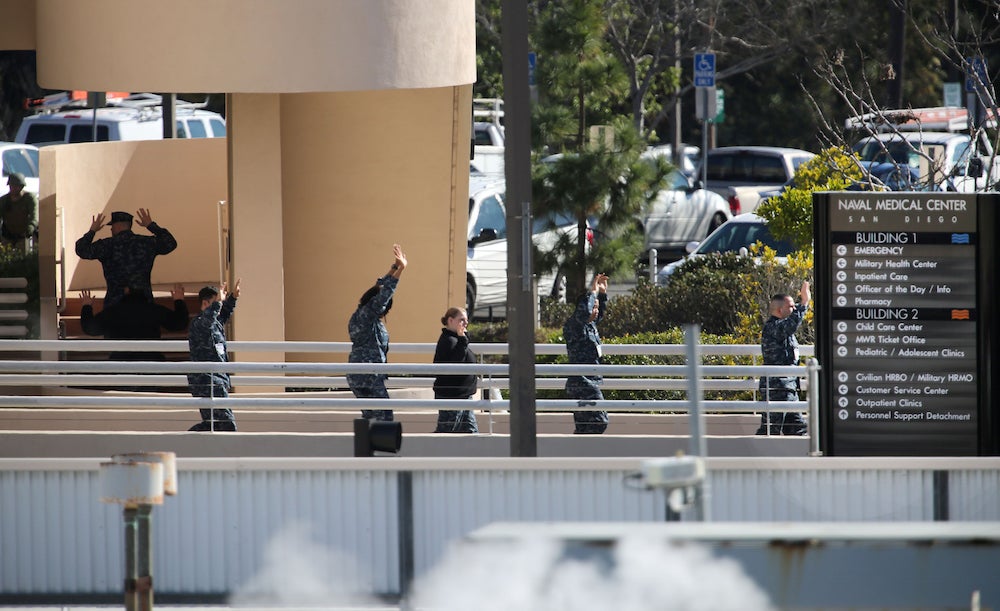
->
[75,208,177,306]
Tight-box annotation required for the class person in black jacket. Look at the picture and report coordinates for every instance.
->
[433,306,478,433]
[80,284,189,361]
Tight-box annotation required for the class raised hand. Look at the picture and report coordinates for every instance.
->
[393,244,407,270]
[135,208,153,227]
[89,213,106,233]
[170,284,185,301]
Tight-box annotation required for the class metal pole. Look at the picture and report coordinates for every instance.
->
[397,471,415,600]
[670,0,682,170]
[807,358,823,456]
[649,248,658,284]
[161,94,177,139]
[502,0,537,456]
[684,324,708,521]
[123,506,139,611]
[700,91,708,188]
[136,504,153,611]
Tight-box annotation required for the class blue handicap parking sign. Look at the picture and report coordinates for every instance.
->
[694,53,716,87]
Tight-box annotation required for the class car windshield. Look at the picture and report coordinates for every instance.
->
[696,221,795,257]
[852,140,922,167]
[533,209,578,234]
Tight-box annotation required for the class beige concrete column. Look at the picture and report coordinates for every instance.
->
[227,94,286,358]
[279,86,471,353]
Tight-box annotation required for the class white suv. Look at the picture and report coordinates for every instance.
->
[15,94,225,147]
[466,176,590,315]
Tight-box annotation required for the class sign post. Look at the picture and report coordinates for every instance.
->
[693,53,716,187]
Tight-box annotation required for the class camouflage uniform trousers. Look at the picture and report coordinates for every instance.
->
[756,380,807,436]
[566,378,608,434]
[349,378,394,421]
[188,384,237,431]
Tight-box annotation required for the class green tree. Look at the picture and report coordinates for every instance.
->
[529,0,669,296]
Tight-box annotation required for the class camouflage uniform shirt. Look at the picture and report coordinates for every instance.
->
[759,303,806,398]
[187,296,236,397]
[347,274,398,393]
[563,291,607,399]
[75,223,178,306]
[0,192,38,240]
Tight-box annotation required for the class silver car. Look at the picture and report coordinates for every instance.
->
[656,213,795,284]
[641,169,733,261]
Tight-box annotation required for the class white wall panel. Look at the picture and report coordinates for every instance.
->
[410,469,664,578]
[1,458,998,601]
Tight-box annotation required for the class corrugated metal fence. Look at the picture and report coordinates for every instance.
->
[1,456,998,602]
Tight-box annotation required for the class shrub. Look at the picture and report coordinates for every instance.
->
[659,252,759,335]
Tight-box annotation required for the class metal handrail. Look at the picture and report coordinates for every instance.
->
[0,340,820,440]
[0,339,814,357]
[0,359,807,377]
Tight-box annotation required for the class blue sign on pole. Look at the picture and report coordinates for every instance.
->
[528,52,537,87]
[694,53,716,88]
[965,56,987,93]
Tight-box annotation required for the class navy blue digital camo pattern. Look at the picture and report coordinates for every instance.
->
[187,296,237,424]
[757,303,807,435]
[563,292,609,434]
[347,274,398,421]
[76,223,177,306]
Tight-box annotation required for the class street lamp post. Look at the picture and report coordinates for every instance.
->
[99,452,177,611]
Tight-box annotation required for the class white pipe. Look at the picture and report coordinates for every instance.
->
[0,339,814,357]
[0,395,807,412]
[0,359,809,377]
[0,374,763,391]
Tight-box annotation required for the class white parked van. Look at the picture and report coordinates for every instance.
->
[15,94,225,147]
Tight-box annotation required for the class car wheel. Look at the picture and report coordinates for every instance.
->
[708,213,726,236]
[466,280,476,315]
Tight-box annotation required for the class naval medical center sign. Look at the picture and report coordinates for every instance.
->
[813,191,999,456]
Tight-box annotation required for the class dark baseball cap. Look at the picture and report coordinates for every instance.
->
[6,172,25,187]
[107,211,133,225]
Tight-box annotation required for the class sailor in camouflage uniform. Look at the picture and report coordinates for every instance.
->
[563,273,610,434]
[348,244,407,422]
[187,280,240,432]
[0,172,38,247]
[75,208,177,307]
[757,280,810,436]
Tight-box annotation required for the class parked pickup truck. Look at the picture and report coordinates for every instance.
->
[699,146,815,215]
[723,184,773,215]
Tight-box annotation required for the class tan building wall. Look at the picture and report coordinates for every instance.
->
[37,139,228,344]
[46,139,228,295]
[0,0,35,49]
[34,0,475,93]
[273,87,471,349]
